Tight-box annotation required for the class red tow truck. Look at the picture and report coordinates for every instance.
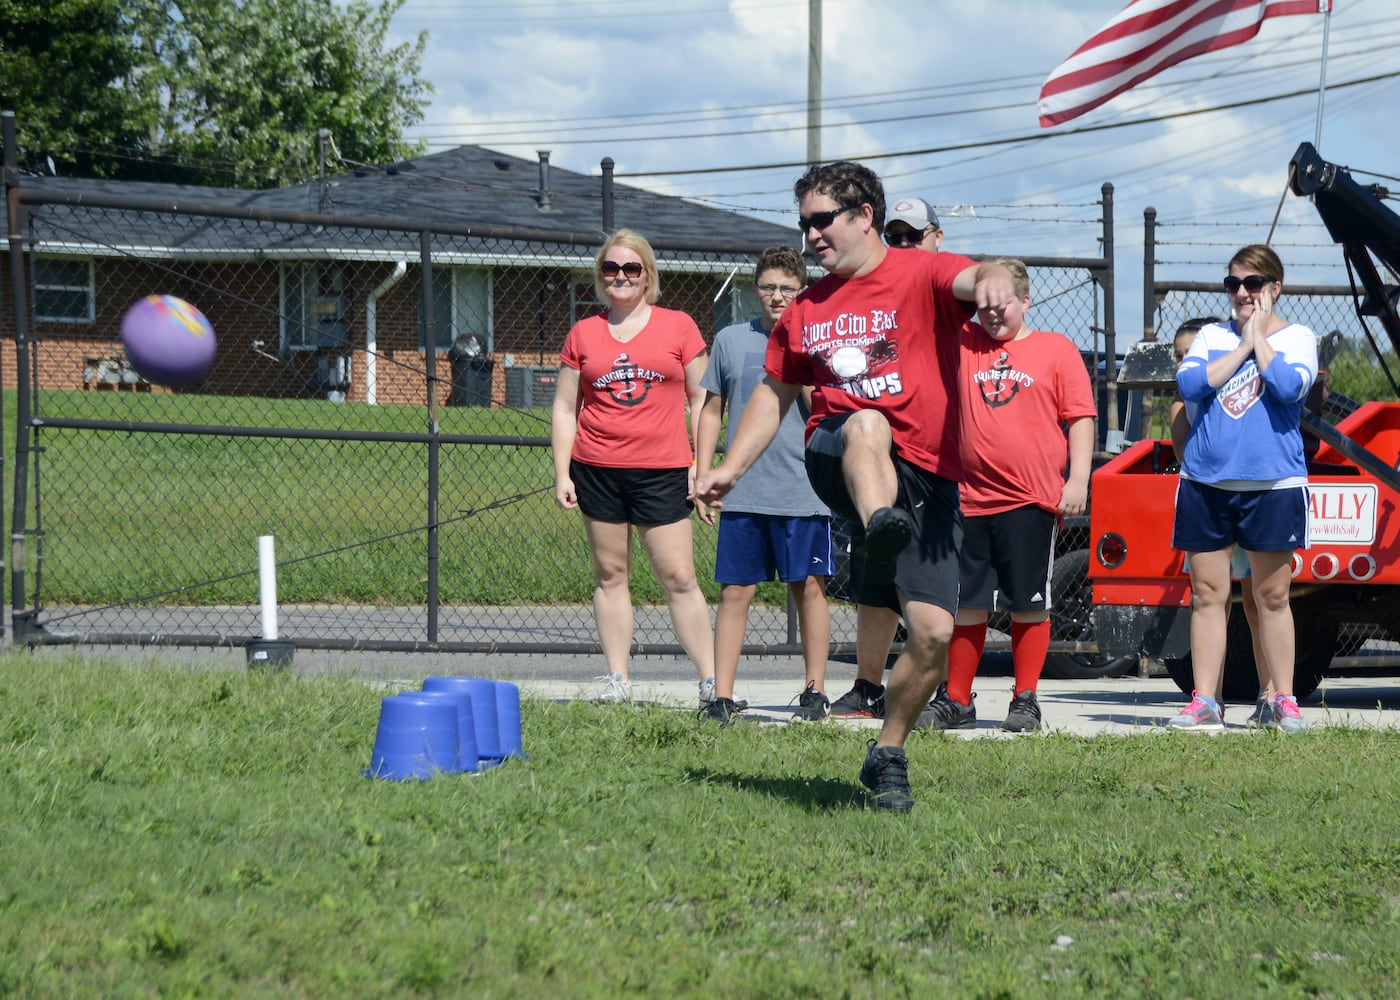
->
[1088,144,1400,698]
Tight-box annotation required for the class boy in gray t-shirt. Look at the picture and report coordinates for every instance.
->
[695,247,834,724]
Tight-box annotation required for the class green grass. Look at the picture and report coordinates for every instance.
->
[4,655,1400,997]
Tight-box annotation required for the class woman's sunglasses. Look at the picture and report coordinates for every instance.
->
[601,261,644,278]
[1223,274,1275,294]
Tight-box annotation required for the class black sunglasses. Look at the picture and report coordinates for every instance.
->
[601,260,644,278]
[884,226,926,247]
[1223,274,1275,294]
[798,204,859,233]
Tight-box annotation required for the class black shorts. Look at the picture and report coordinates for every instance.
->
[959,505,1057,612]
[570,460,693,526]
[806,414,962,615]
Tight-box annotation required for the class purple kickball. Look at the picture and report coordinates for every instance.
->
[119,295,218,387]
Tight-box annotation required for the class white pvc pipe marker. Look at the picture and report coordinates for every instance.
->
[258,535,279,640]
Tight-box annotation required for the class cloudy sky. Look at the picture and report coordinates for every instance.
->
[386,0,1400,339]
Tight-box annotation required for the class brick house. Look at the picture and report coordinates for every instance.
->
[3,146,799,406]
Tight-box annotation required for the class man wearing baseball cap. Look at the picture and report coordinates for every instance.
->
[883,197,943,252]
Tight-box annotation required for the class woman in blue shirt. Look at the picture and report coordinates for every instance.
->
[1168,244,1318,733]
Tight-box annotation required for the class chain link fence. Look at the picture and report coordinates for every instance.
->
[3,182,1115,656]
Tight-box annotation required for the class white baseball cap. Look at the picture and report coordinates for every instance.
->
[886,197,940,231]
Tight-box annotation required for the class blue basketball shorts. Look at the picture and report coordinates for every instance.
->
[714,511,835,586]
[1172,479,1308,553]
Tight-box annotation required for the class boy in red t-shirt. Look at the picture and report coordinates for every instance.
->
[920,259,1096,733]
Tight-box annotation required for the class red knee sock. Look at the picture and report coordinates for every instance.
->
[1011,619,1051,694]
[945,623,986,705]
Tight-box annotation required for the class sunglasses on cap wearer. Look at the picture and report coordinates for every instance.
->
[884,225,928,247]
[601,260,644,278]
[797,204,860,233]
[1223,274,1275,294]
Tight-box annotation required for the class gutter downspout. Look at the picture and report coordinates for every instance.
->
[365,261,407,405]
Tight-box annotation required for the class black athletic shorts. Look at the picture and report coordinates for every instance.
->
[570,460,693,526]
[805,412,962,615]
[959,504,1057,612]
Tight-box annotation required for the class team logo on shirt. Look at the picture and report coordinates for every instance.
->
[801,309,904,400]
[812,336,902,400]
[592,352,664,406]
[974,351,1033,408]
[1217,361,1261,419]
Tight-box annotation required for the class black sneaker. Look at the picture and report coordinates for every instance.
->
[858,739,914,812]
[914,682,977,731]
[1001,689,1043,733]
[793,682,830,721]
[830,678,886,718]
[700,697,743,727]
[863,507,915,585]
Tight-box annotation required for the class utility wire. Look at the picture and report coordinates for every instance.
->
[614,71,1400,178]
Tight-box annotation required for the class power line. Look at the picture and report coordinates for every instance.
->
[409,36,1396,152]
[407,20,1394,137]
[613,70,1400,178]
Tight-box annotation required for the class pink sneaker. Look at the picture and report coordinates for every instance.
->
[1167,692,1224,731]
[1273,693,1308,733]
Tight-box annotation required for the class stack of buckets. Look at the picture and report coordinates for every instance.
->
[365,676,524,780]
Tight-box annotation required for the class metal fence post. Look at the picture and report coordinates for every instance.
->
[4,111,29,636]
[421,230,440,644]
[601,158,614,233]
[1101,182,1118,437]
[1143,206,1157,342]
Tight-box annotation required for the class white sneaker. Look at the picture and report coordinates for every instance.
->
[698,676,716,706]
[594,672,632,705]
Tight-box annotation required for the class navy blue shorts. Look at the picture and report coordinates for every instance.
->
[714,511,834,585]
[1172,479,1308,553]
[806,413,962,615]
[570,460,693,526]
[959,505,1057,612]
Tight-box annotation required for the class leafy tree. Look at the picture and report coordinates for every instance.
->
[0,0,146,178]
[3,0,431,187]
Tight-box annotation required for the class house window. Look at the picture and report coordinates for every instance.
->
[33,257,94,323]
[281,263,347,353]
[425,266,492,350]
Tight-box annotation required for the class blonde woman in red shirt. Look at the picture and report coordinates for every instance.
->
[552,229,716,706]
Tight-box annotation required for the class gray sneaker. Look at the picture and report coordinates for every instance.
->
[1166,693,1224,731]
[594,672,632,705]
[1273,694,1308,733]
[1246,695,1278,729]
[915,682,976,731]
[1001,689,1043,733]
[698,676,716,706]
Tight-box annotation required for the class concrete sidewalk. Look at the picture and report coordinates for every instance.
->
[517,672,1400,735]
[26,642,1400,735]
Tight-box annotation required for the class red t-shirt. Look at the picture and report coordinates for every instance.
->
[957,324,1097,515]
[765,248,975,479]
[560,306,706,469]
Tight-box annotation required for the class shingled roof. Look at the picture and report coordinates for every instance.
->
[256,145,799,250]
[18,146,798,257]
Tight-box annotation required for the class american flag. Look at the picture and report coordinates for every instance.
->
[1038,0,1330,127]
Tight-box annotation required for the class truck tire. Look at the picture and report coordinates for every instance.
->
[1162,609,1336,701]
[1043,548,1137,680]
